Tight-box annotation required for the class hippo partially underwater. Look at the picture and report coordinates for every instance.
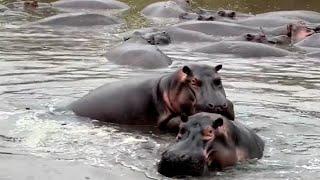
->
[69,64,235,130]
[158,113,264,177]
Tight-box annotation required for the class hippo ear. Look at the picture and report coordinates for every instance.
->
[214,64,222,72]
[212,118,223,129]
[182,66,193,76]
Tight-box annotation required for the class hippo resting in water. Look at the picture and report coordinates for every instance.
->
[69,64,235,130]
[158,113,264,177]
[107,36,172,69]
[30,12,120,26]
[52,0,130,11]
[193,41,291,58]
[141,0,191,18]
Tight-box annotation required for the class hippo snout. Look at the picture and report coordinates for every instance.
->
[158,149,206,177]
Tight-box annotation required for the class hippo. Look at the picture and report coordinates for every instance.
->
[141,0,191,18]
[158,113,264,177]
[196,8,253,21]
[69,64,234,130]
[30,12,120,26]
[193,41,291,57]
[256,10,320,24]
[174,21,260,36]
[107,36,172,68]
[52,0,130,11]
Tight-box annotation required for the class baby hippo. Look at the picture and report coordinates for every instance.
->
[158,113,264,177]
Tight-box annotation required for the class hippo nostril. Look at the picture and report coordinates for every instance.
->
[180,154,190,161]
[222,103,228,109]
[208,103,214,109]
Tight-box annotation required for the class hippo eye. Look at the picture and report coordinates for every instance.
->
[217,11,226,17]
[228,12,236,18]
[213,79,222,86]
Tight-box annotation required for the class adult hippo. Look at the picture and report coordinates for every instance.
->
[30,12,121,26]
[158,113,264,177]
[69,64,234,130]
[141,0,191,18]
[52,0,130,11]
[174,21,260,36]
[107,36,172,68]
[193,41,291,57]
[256,10,320,24]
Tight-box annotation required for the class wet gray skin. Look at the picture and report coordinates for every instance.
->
[125,30,172,45]
[295,33,320,48]
[193,41,291,57]
[174,21,260,36]
[107,36,172,68]
[256,10,320,23]
[28,12,121,26]
[141,0,191,18]
[69,64,230,130]
[52,0,130,10]
[235,16,303,28]
[158,113,264,177]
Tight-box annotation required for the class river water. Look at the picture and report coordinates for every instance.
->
[0,0,320,179]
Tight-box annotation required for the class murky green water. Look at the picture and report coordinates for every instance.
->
[0,0,320,179]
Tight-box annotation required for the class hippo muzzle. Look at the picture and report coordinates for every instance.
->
[158,117,225,177]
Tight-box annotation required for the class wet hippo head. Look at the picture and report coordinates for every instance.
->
[287,22,314,43]
[163,64,228,120]
[24,0,38,9]
[217,10,236,19]
[242,33,268,43]
[145,31,171,45]
[197,14,215,21]
[158,114,234,177]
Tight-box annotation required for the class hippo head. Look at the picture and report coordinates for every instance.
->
[158,113,235,177]
[242,33,269,43]
[163,64,228,119]
[217,10,236,19]
[287,22,314,43]
[24,0,38,9]
[145,31,171,45]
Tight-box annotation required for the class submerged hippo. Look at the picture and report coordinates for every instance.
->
[174,21,259,36]
[69,64,234,130]
[256,10,320,24]
[158,113,264,177]
[141,0,191,18]
[193,41,291,57]
[52,0,130,11]
[30,12,120,26]
[107,36,172,68]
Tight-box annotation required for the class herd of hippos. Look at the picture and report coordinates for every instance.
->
[3,0,320,177]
